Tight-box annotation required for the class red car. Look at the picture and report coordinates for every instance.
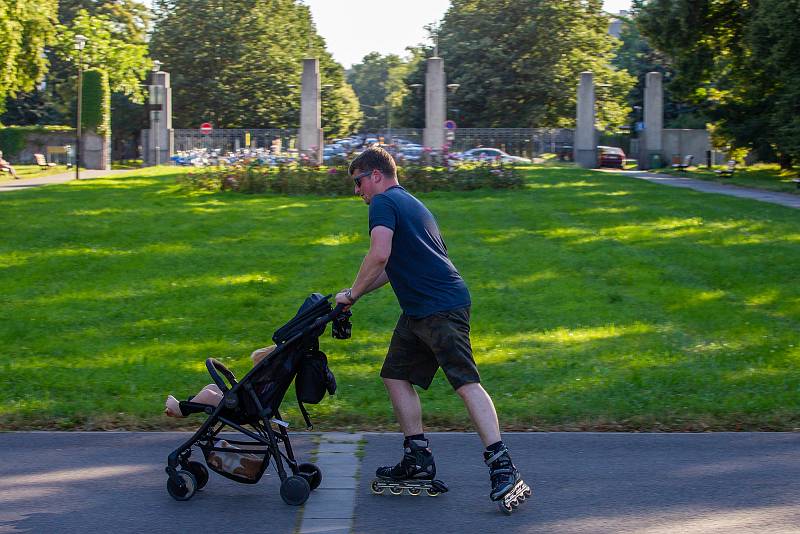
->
[598,146,625,168]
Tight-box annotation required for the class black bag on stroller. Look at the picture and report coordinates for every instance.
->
[165,293,351,506]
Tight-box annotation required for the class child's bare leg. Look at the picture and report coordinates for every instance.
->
[164,384,224,417]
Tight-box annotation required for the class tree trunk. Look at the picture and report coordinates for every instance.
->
[778,152,793,170]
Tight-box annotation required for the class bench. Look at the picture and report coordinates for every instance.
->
[671,154,694,172]
[34,153,57,171]
[715,160,737,178]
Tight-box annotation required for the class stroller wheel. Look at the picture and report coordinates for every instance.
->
[298,462,322,491]
[186,461,209,490]
[280,475,311,506]
[167,470,197,501]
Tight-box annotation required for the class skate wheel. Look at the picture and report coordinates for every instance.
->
[425,488,440,497]
[389,487,403,495]
[499,501,513,515]
[408,488,422,496]
[510,498,520,509]
[523,488,532,498]
[370,480,385,495]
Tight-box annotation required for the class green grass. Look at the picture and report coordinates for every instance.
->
[659,163,799,194]
[1,165,799,431]
[0,164,71,182]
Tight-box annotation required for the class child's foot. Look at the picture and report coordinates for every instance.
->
[164,395,183,417]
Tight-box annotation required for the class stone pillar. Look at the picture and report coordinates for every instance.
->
[423,57,446,151]
[83,132,110,170]
[299,58,323,164]
[145,70,174,166]
[640,71,664,169]
[574,71,596,168]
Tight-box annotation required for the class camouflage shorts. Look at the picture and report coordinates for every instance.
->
[381,307,480,390]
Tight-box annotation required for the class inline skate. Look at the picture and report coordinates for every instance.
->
[485,446,531,514]
[370,438,449,497]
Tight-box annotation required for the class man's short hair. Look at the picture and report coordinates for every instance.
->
[348,146,397,178]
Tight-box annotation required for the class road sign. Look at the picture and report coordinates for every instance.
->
[200,122,213,134]
[446,130,455,141]
[444,120,457,130]
[245,132,251,146]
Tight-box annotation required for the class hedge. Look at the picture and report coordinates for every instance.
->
[0,125,73,160]
[81,68,111,136]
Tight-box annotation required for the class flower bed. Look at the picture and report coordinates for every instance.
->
[177,161,523,196]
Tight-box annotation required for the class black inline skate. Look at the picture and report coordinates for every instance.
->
[484,446,531,514]
[370,438,449,497]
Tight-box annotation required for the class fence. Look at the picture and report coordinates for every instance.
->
[173,128,297,153]
[170,127,574,158]
[377,128,574,157]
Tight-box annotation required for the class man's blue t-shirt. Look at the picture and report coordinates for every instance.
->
[368,186,471,317]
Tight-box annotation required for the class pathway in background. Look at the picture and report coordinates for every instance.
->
[600,169,800,209]
[0,169,136,193]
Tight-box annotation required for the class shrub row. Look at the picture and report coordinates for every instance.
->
[177,162,524,196]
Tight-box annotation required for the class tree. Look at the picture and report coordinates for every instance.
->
[397,0,634,130]
[0,0,58,116]
[150,0,362,136]
[637,0,800,166]
[347,53,413,131]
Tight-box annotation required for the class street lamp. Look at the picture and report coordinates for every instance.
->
[74,34,87,181]
[151,60,162,165]
[447,83,460,93]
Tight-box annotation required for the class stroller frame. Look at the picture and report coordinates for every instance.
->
[165,297,346,505]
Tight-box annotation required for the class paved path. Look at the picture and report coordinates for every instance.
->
[598,169,800,209]
[0,169,135,192]
[2,432,799,533]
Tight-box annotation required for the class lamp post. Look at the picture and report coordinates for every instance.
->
[151,60,162,166]
[74,34,87,181]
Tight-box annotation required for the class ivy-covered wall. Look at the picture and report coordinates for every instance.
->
[81,69,111,136]
[0,126,73,160]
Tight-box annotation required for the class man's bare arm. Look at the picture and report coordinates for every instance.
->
[336,226,393,305]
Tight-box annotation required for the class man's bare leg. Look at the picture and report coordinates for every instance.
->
[383,378,424,436]
[456,382,501,447]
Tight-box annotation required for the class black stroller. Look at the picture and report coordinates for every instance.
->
[165,293,351,506]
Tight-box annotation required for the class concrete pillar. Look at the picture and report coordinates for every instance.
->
[299,58,323,164]
[145,70,174,166]
[641,71,663,169]
[423,57,446,151]
[574,71,596,168]
[83,132,110,170]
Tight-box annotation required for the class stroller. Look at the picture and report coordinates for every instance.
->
[165,293,351,506]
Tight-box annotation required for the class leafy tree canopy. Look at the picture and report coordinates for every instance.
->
[150,0,362,135]
[637,0,800,164]
[395,0,634,130]
[0,0,58,116]
[347,52,415,132]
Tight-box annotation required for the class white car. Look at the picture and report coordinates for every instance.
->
[459,148,532,165]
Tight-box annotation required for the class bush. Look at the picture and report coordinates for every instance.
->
[177,161,523,196]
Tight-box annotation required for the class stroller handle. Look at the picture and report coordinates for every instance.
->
[206,358,238,393]
[310,302,347,331]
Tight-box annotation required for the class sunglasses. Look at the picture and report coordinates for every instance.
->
[353,170,372,187]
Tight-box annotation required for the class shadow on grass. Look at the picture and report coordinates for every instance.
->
[1,167,799,429]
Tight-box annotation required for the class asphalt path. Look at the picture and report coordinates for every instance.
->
[2,432,799,533]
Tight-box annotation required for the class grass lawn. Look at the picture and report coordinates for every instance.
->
[1,165,798,431]
[658,163,799,194]
[0,164,71,182]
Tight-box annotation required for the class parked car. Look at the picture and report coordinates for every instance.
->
[597,146,625,168]
[398,146,424,162]
[459,148,532,165]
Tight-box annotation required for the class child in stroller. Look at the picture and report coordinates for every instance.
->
[164,293,351,506]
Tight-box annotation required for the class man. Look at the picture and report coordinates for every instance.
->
[0,151,19,179]
[335,147,527,506]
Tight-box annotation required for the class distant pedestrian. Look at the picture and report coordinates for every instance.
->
[0,151,19,179]
[335,146,530,511]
